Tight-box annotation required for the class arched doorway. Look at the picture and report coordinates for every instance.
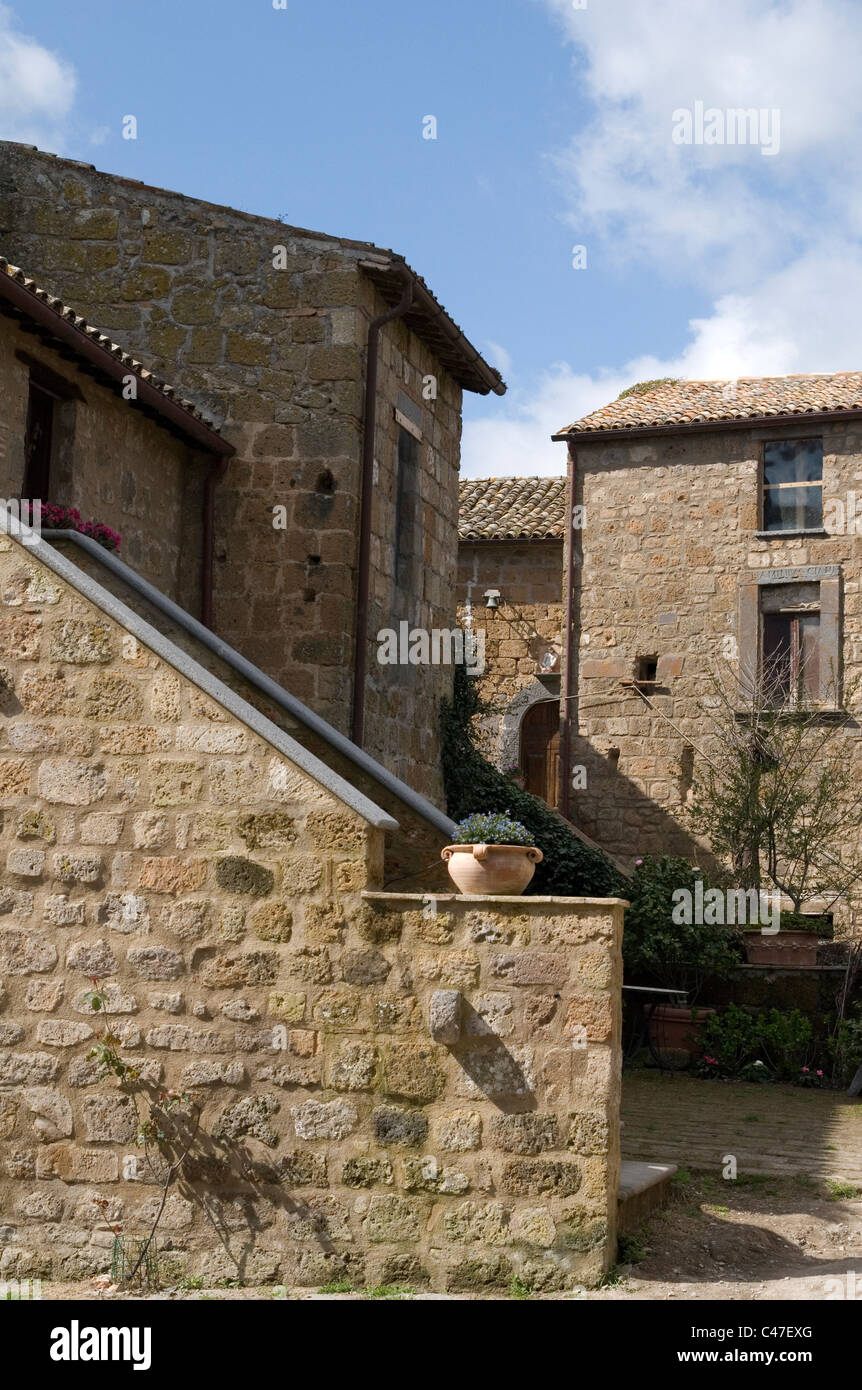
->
[520,699,560,808]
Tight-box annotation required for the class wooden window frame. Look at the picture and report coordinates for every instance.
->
[759,436,824,534]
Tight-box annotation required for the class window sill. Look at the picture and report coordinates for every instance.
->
[753,529,829,540]
[733,706,848,725]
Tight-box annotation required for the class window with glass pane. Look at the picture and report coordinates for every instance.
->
[762,438,823,532]
[761,582,821,705]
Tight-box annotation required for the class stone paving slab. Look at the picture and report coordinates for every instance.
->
[622,1073,862,1181]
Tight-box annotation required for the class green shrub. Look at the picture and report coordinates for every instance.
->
[698,1005,822,1082]
[699,1004,762,1075]
[758,1008,816,1080]
[622,856,741,999]
[830,1008,862,1088]
[440,668,624,898]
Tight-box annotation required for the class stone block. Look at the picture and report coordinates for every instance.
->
[490,1113,560,1155]
[291,1098,358,1140]
[429,989,462,1044]
[381,1043,447,1104]
[6,847,45,877]
[36,1145,120,1183]
[81,1094,137,1142]
[36,1020,93,1047]
[0,928,58,974]
[127,946,184,980]
[37,760,107,806]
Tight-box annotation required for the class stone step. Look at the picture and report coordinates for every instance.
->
[617,1160,677,1235]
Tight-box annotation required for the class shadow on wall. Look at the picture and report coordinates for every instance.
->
[568,733,724,874]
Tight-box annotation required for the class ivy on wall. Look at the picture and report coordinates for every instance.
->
[440,667,626,899]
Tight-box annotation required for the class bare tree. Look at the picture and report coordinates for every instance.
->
[684,650,862,916]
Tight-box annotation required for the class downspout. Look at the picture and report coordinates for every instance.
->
[350,266,414,746]
[201,456,229,629]
[559,440,578,819]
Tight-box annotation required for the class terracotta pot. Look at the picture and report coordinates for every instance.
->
[441,843,543,895]
[650,1004,715,1055]
[743,930,819,968]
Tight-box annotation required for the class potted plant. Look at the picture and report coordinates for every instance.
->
[442,812,543,895]
[742,911,828,968]
[623,856,742,1056]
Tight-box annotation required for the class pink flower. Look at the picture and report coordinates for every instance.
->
[816,1070,823,1077]
[801,1067,809,1073]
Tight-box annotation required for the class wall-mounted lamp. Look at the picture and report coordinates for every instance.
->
[484,589,501,611]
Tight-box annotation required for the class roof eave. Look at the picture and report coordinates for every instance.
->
[0,265,234,458]
[552,405,862,445]
[359,258,507,397]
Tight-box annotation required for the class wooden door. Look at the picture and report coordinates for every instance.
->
[520,700,560,807]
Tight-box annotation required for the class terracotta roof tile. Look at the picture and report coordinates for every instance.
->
[556,372,862,438]
[459,476,567,540]
[0,256,223,434]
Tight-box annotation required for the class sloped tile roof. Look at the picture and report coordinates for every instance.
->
[0,256,226,441]
[555,372,862,438]
[459,476,567,540]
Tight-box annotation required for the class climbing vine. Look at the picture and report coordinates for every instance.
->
[440,668,625,899]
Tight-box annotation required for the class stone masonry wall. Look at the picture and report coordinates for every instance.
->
[456,539,564,767]
[0,531,623,1290]
[0,143,464,805]
[0,311,207,611]
[571,421,862,891]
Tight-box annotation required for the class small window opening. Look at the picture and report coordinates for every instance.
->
[635,655,659,685]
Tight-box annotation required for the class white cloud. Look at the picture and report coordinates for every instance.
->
[0,4,76,149]
[543,0,862,284]
[463,242,862,478]
[463,1,862,478]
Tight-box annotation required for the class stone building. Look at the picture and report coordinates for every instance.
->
[0,158,627,1292]
[0,257,231,612]
[0,519,624,1290]
[456,477,566,807]
[552,373,862,878]
[0,142,506,804]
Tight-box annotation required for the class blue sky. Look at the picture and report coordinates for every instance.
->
[4,0,862,476]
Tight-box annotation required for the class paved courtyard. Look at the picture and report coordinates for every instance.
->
[622,1071,862,1182]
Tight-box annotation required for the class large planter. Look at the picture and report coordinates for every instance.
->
[442,843,543,896]
[743,930,819,968]
[650,1004,715,1055]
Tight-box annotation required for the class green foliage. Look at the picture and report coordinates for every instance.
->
[452,812,534,846]
[507,1275,534,1300]
[758,1009,816,1079]
[622,856,741,998]
[778,912,832,935]
[318,1280,354,1294]
[361,1284,413,1300]
[830,1008,862,1087]
[617,1232,647,1264]
[698,1005,821,1082]
[616,378,680,399]
[440,668,625,898]
[698,1003,761,1074]
[826,1180,860,1202]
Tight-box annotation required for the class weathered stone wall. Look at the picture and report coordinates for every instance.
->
[571,422,862,882]
[47,536,454,895]
[456,539,564,766]
[0,531,623,1291]
[0,143,464,804]
[0,312,207,610]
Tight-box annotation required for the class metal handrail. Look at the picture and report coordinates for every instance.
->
[39,529,456,840]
